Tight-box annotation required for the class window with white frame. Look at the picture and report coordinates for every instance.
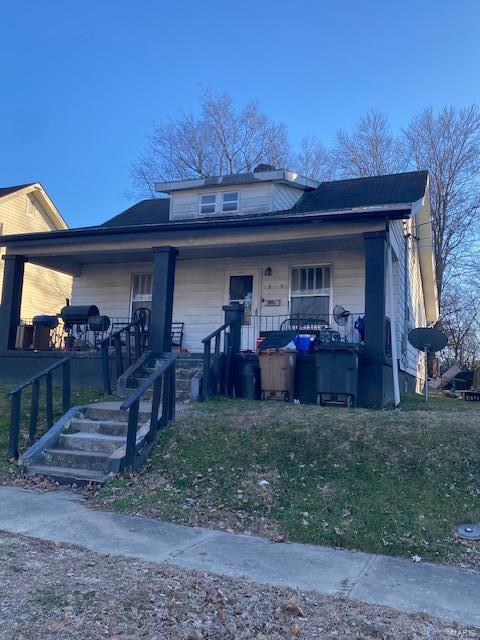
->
[131,273,152,316]
[222,191,239,212]
[290,265,331,319]
[199,194,216,215]
[199,191,239,215]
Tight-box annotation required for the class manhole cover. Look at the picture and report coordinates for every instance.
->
[456,524,480,540]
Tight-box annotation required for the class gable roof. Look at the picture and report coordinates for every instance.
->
[102,198,170,228]
[0,183,35,198]
[0,182,68,230]
[294,171,428,214]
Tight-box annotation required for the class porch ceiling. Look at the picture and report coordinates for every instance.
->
[25,234,366,273]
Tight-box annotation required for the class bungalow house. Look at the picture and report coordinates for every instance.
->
[0,183,71,323]
[0,167,438,408]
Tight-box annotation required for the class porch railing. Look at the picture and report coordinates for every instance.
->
[100,319,143,394]
[241,313,363,350]
[8,355,72,459]
[120,352,177,471]
[201,322,234,401]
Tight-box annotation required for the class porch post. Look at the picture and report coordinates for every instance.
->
[223,303,244,354]
[0,254,26,351]
[149,246,177,352]
[361,231,388,407]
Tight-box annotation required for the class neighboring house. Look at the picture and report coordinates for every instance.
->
[0,167,438,406]
[0,183,71,320]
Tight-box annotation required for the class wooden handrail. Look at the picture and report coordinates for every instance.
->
[202,321,236,401]
[100,319,143,394]
[201,322,231,344]
[8,355,72,395]
[121,353,178,410]
[8,355,72,459]
[120,352,178,470]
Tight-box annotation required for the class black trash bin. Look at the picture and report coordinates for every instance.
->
[234,356,261,400]
[315,346,360,407]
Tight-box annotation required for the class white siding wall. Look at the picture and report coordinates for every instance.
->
[170,184,272,220]
[389,219,427,389]
[71,250,365,352]
[169,183,304,220]
[271,184,304,211]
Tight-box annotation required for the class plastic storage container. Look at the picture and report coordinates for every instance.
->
[294,334,312,352]
[259,351,296,402]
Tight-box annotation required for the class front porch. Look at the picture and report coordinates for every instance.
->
[0,221,401,407]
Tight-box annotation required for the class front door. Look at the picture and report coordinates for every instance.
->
[224,269,260,351]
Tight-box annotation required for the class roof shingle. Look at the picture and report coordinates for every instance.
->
[0,183,34,198]
[101,198,170,228]
[294,171,428,213]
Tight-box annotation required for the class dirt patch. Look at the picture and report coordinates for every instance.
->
[0,531,477,639]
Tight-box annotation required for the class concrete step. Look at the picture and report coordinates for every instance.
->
[70,418,129,437]
[125,386,153,399]
[42,448,110,472]
[83,406,150,423]
[58,432,125,454]
[25,463,110,485]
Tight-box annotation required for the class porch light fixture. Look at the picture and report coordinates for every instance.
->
[264,267,272,276]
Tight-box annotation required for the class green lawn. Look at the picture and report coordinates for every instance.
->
[1,385,479,569]
[0,383,113,480]
[96,395,480,570]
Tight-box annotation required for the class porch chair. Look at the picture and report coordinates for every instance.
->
[171,322,184,349]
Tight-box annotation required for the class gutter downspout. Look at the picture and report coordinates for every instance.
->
[387,236,401,407]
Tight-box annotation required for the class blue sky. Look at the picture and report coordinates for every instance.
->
[1,0,479,227]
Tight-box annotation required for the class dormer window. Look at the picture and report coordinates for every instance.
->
[222,191,239,213]
[199,194,216,215]
[199,191,240,216]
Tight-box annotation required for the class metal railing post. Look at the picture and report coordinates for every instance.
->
[9,392,21,459]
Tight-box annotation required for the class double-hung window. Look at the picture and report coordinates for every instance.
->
[222,191,239,212]
[290,265,331,320]
[199,194,216,215]
[199,191,239,215]
[131,273,152,316]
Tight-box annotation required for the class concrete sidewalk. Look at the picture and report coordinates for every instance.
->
[0,486,478,628]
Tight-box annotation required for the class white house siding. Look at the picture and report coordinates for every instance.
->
[169,183,305,220]
[389,219,426,389]
[71,250,365,352]
[170,183,273,220]
[271,184,304,211]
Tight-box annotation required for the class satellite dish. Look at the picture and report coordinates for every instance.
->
[408,327,448,403]
[408,328,448,353]
[333,305,351,327]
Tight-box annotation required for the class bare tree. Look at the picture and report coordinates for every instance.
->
[331,109,406,178]
[130,90,291,197]
[293,135,333,181]
[404,105,480,306]
[440,287,480,369]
